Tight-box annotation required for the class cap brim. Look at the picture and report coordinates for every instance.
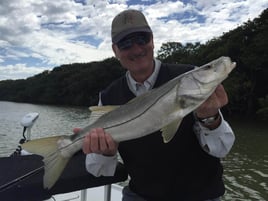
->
[112,27,152,43]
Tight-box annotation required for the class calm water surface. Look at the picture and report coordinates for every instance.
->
[222,118,268,201]
[0,101,267,200]
[0,101,90,156]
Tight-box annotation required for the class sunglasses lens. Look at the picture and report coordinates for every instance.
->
[117,32,151,50]
[117,39,132,50]
[136,35,149,45]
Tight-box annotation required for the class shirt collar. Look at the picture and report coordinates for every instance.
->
[126,58,161,96]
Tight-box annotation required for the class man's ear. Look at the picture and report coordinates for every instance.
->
[112,44,118,57]
[151,35,154,50]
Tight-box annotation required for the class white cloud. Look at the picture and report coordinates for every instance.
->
[0,64,49,80]
[0,0,267,80]
[23,30,114,65]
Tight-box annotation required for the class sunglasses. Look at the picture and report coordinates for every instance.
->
[116,32,151,50]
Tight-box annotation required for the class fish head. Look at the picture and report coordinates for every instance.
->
[194,56,236,84]
[176,57,236,109]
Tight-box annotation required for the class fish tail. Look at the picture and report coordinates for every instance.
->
[22,136,71,189]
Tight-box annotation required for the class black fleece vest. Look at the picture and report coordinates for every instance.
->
[101,63,225,201]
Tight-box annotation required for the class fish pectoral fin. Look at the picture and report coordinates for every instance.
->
[88,105,120,124]
[160,118,182,143]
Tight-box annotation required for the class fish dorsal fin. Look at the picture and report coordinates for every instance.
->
[88,105,119,124]
[160,118,182,143]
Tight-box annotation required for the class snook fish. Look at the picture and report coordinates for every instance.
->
[22,56,236,189]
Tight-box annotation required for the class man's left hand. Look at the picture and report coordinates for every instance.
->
[195,84,228,118]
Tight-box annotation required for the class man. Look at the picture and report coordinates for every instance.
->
[81,9,235,201]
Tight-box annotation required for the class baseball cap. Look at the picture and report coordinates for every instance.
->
[111,9,152,44]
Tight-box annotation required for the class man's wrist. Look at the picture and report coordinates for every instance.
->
[195,111,221,130]
[197,112,220,124]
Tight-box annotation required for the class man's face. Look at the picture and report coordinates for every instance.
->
[112,32,154,75]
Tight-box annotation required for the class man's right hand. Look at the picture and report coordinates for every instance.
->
[73,127,118,156]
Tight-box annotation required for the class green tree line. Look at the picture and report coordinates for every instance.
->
[157,8,268,119]
[0,58,125,106]
[0,8,267,119]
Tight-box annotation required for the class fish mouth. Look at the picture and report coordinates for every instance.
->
[231,61,236,70]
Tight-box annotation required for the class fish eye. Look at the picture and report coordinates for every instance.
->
[204,65,212,70]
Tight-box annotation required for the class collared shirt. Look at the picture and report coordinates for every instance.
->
[126,59,161,96]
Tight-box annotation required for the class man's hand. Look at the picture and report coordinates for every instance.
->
[195,84,228,118]
[73,127,118,156]
[195,84,228,129]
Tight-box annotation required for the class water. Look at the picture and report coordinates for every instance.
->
[0,101,267,200]
[0,101,90,156]
[222,119,268,201]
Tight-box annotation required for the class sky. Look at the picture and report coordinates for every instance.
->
[0,0,267,81]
